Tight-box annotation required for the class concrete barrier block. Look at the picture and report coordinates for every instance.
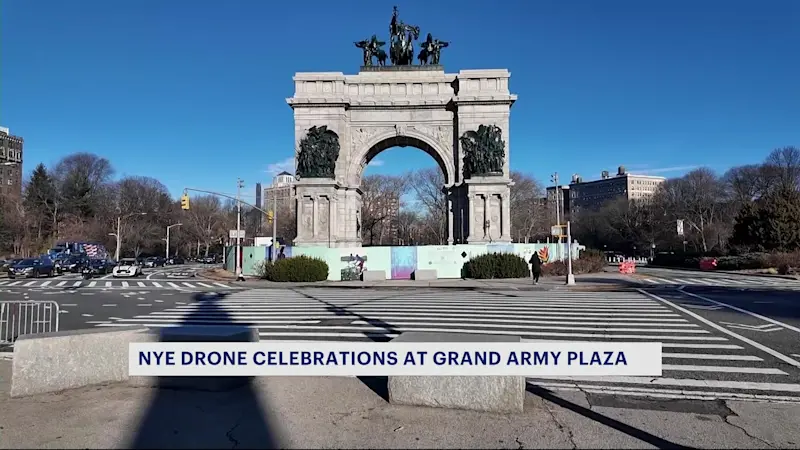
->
[361,270,387,281]
[411,269,437,280]
[11,327,156,398]
[129,325,260,391]
[388,332,524,414]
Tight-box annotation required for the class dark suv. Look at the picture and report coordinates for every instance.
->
[8,257,56,279]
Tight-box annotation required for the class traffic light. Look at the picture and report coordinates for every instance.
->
[266,210,274,224]
[180,194,190,210]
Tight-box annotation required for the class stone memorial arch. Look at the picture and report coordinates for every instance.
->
[286,7,517,248]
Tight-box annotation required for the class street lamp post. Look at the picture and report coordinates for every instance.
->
[109,212,147,261]
[165,223,182,259]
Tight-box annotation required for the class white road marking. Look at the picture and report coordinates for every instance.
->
[720,322,784,333]
[683,304,723,311]
[0,281,7,285]
[102,304,117,307]
[680,289,800,335]
[137,304,152,307]
[73,281,83,287]
[61,303,77,307]
[105,282,112,287]
[60,310,69,314]
[86,320,111,324]
[197,282,214,288]
[640,289,800,368]
[662,364,786,375]
[23,281,37,286]
[137,282,146,287]
[81,314,93,317]
[151,282,162,288]
[154,299,164,303]
[7,281,22,286]
[121,281,129,287]
[533,375,800,393]
[662,353,762,361]
[88,281,97,287]
[40,281,51,287]
[213,283,229,288]
[642,279,659,284]
[56,281,67,287]
[182,282,195,288]
[168,282,180,289]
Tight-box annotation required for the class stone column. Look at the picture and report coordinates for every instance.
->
[447,196,454,245]
[330,196,337,245]
[501,194,511,241]
[311,197,317,238]
[467,194,475,242]
[483,195,489,239]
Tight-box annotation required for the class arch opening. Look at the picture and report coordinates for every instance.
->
[356,135,452,187]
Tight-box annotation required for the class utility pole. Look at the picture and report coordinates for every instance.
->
[236,179,244,281]
[550,172,561,262]
[165,223,182,259]
[271,187,278,262]
[566,220,575,285]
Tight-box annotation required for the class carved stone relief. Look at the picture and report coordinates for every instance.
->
[301,198,314,236]
[410,124,453,148]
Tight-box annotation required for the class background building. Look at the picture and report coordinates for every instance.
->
[0,127,23,198]
[547,166,666,219]
[264,171,296,213]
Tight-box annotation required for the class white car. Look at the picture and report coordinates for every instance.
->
[112,258,143,278]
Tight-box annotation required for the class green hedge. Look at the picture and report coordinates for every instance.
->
[257,255,329,282]
[651,252,800,272]
[540,249,608,276]
[463,253,530,279]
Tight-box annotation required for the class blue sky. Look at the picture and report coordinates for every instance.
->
[2,0,798,201]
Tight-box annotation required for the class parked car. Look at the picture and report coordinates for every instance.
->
[167,257,185,265]
[87,259,113,275]
[62,255,90,273]
[112,258,143,278]
[8,257,56,279]
[144,257,166,268]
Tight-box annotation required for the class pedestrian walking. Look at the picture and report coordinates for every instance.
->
[529,253,542,285]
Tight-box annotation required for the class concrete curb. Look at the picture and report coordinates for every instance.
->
[645,265,799,281]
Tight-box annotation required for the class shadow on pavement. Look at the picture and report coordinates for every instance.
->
[127,291,281,449]
[526,384,693,450]
[651,285,800,322]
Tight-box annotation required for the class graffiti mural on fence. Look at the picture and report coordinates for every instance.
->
[390,246,417,280]
[341,253,367,281]
[537,246,550,263]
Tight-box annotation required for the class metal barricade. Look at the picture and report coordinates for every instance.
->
[0,301,60,344]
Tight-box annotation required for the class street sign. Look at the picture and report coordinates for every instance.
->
[676,219,684,236]
[229,229,245,239]
[551,225,563,237]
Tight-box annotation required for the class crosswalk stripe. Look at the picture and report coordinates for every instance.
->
[0,281,8,285]
[7,281,22,286]
[151,282,163,287]
[56,281,67,286]
[182,282,195,288]
[662,353,762,361]
[214,282,230,288]
[197,282,214,288]
[168,282,181,289]
[73,281,83,287]
[40,281,51,287]
[662,364,787,375]
[531,376,800,393]
[88,281,97,287]
[148,312,695,325]
[24,281,37,286]
[137,282,147,287]
[121,281,129,287]
[105,282,112,287]
[643,278,659,284]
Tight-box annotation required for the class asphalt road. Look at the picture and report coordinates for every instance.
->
[37,285,797,406]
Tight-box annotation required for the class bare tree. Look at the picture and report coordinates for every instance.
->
[360,174,407,245]
[765,146,800,192]
[183,195,225,257]
[53,153,114,219]
[111,176,172,257]
[510,171,547,242]
[657,168,731,252]
[408,168,446,245]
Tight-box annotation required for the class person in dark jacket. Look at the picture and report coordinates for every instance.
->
[529,253,542,285]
